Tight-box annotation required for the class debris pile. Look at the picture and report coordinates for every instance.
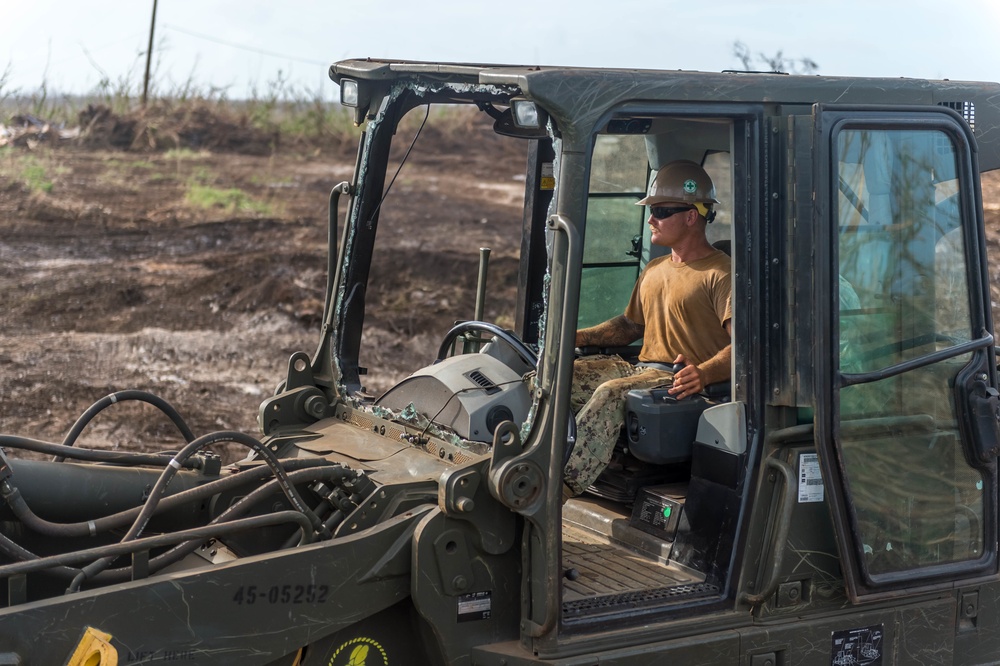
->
[0,114,79,148]
[78,102,280,155]
[2,103,288,155]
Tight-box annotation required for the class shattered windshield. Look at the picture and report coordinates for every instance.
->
[339,97,538,447]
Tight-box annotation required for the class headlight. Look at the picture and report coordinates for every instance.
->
[512,99,542,129]
[340,80,359,107]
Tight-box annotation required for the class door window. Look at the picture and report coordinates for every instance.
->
[835,127,986,577]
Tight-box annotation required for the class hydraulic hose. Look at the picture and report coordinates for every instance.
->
[0,531,82,580]
[69,430,330,591]
[0,458,335,539]
[0,512,315,584]
[0,435,200,468]
[54,390,196,462]
[0,464,364,586]
[93,465,372,585]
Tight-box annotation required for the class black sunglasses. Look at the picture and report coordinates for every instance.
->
[649,205,695,220]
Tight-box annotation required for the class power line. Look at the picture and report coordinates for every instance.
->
[161,23,328,66]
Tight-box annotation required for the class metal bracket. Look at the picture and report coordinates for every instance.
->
[441,468,481,515]
[439,465,516,555]
[776,580,803,607]
[64,627,118,666]
[488,421,545,514]
[433,529,475,596]
[958,590,980,632]
[257,352,330,435]
[750,652,779,666]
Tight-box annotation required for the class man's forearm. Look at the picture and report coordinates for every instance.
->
[695,320,733,385]
[576,315,644,347]
[697,344,731,385]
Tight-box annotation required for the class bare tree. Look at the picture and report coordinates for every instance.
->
[0,62,18,106]
[733,41,819,75]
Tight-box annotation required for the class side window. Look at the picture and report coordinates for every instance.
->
[834,127,986,577]
[578,134,648,329]
[701,151,732,248]
[579,129,735,333]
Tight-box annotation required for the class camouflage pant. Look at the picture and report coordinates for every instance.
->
[563,356,673,496]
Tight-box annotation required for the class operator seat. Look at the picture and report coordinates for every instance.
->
[711,239,731,256]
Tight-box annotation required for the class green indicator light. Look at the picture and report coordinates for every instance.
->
[662,506,672,519]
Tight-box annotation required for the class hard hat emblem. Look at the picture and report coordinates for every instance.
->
[683,179,697,194]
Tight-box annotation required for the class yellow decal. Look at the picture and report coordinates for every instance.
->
[66,626,119,666]
[329,637,388,666]
[348,645,368,666]
[540,163,555,191]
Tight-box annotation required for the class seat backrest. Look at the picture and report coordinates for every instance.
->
[712,239,731,256]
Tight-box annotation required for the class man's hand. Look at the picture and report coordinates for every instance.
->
[668,354,706,399]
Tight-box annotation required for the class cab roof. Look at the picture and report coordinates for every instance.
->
[330,58,1000,171]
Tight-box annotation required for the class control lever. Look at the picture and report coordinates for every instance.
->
[668,361,687,401]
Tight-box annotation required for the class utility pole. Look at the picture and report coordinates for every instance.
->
[142,0,158,107]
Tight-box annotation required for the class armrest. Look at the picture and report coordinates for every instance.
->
[702,381,731,400]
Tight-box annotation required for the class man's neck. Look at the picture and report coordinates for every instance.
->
[669,237,716,264]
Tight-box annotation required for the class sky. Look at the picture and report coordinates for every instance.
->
[4,0,1000,101]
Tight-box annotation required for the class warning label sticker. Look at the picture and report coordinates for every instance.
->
[540,163,555,190]
[457,591,492,623]
[798,452,824,503]
[831,624,883,666]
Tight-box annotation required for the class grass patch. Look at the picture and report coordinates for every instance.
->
[191,166,214,183]
[185,184,272,215]
[21,162,52,193]
[146,172,178,184]
[1,153,60,193]
[99,156,157,180]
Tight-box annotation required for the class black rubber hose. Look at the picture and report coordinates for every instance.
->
[0,512,314,584]
[91,466,368,585]
[0,465,353,585]
[0,458,335,538]
[69,430,329,590]
[0,530,82,580]
[54,390,196,462]
[0,434,199,468]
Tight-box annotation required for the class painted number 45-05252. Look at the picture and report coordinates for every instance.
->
[232,584,330,605]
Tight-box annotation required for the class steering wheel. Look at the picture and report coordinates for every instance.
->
[436,321,538,366]
[437,321,578,468]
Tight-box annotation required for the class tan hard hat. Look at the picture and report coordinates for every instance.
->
[636,160,720,210]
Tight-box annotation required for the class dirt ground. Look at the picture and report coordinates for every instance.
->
[2,119,1000,462]
[0,112,528,461]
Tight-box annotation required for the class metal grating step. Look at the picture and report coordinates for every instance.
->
[560,496,716,619]
[563,581,720,618]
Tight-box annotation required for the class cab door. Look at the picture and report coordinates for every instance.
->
[812,105,999,601]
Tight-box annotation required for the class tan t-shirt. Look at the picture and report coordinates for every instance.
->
[624,249,732,368]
